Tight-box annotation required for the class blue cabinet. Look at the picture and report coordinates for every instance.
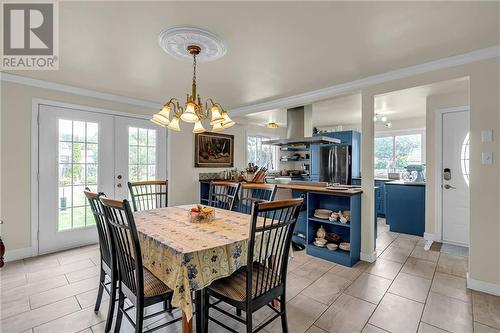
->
[385,182,425,236]
[352,178,388,217]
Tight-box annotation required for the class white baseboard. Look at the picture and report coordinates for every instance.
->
[360,251,377,263]
[424,232,437,241]
[4,247,34,262]
[467,273,500,296]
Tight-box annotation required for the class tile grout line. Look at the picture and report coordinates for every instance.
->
[415,248,440,333]
[363,234,418,332]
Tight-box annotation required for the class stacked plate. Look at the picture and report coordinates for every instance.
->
[314,209,332,219]
[339,242,351,251]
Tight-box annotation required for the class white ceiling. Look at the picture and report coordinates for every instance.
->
[5,2,498,111]
[241,78,469,127]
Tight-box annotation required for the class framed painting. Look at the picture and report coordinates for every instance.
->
[195,132,234,167]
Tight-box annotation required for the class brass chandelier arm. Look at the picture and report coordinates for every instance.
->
[165,97,184,117]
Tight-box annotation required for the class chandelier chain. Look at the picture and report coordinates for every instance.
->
[192,53,197,85]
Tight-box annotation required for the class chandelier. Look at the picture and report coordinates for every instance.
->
[151,45,234,133]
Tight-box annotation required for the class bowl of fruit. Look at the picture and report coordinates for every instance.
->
[189,205,215,223]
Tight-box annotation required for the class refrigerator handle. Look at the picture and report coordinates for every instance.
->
[327,148,332,183]
[330,148,335,183]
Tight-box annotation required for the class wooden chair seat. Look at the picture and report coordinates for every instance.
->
[143,268,172,297]
[208,262,277,302]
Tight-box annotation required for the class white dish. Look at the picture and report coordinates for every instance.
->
[326,243,338,251]
[313,241,326,247]
[339,242,351,251]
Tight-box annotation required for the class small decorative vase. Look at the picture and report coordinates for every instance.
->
[316,225,326,239]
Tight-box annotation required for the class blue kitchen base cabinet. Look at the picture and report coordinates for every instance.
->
[385,182,425,236]
[305,192,361,267]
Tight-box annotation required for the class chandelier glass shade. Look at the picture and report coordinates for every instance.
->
[151,44,234,133]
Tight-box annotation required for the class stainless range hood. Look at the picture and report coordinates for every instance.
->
[262,105,340,146]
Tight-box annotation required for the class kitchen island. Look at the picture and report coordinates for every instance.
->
[199,180,362,267]
[385,181,425,236]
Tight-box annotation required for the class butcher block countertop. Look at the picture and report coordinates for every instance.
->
[275,183,362,196]
[199,180,362,196]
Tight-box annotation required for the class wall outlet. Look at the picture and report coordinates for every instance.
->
[482,152,493,165]
[481,129,493,143]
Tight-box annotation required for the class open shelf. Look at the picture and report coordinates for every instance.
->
[306,244,352,267]
[308,216,351,228]
[280,158,310,162]
[280,147,310,152]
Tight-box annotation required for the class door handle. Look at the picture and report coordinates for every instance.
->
[443,184,456,189]
[117,183,122,188]
[117,174,122,180]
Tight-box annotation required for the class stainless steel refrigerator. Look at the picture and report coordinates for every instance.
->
[319,145,352,184]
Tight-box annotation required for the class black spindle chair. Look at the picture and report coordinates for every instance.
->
[100,197,180,333]
[238,183,277,214]
[128,180,168,212]
[207,181,241,211]
[84,189,116,333]
[203,197,304,333]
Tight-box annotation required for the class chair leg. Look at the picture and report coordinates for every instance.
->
[135,301,144,333]
[164,298,172,312]
[203,291,210,333]
[280,295,288,333]
[113,291,125,333]
[246,308,253,333]
[94,268,105,312]
[104,272,117,333]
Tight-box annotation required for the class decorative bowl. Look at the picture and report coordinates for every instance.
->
[314,238,327,245]
[189,205,215,223]
[339,242,351,251]
[326,243,338,251]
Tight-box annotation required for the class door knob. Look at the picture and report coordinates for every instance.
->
[443,184,456,189]
[117,175,122,180]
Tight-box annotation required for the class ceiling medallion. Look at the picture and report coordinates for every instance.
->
[152,27,233,133]
[158,26,227,62]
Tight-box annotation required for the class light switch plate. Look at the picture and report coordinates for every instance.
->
[482,152,493,165]
[481,130,493,142]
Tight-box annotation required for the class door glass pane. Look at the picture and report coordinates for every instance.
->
[128,127,157,182]
[58,119,98,230]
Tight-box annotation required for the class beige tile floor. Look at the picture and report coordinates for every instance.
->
[1,219,499,333]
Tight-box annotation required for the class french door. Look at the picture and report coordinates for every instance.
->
[38,104,166,254]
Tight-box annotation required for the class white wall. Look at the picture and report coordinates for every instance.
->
[359,58,500,290]
[168,123,285,206]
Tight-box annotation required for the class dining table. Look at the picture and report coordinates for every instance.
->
[134,204,263,333]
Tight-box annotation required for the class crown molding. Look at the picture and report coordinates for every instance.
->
[0,72,162,109]
[229,45,500,115]
[1,45,499,114]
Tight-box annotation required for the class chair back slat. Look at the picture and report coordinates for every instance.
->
[128,180,168,212]
[100,197,143,299]
[84,189,111,266]
[246,198,303,300]
[239,183,276,214]
[207,181,240,211]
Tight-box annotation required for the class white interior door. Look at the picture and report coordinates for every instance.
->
[442,110,470,246]
[38,104,167,254]
[39,105,115,254]
[114,117,167,199]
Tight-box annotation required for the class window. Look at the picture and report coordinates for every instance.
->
[128,127,157,182]
[247,135,278,170]
[374,131,425,177]
[461,132,470,186]
[58,119,98,230]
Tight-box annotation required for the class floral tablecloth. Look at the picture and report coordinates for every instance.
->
[134,205,264,320]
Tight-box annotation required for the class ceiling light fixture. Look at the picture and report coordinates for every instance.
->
[151,27,232,133]
[374,113,391,127]
[266,122,279,129]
